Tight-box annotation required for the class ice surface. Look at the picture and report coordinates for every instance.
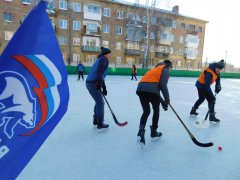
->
[18,75,240,180]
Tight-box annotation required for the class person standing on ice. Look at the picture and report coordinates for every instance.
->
[136,60,172,146]
[131,64,137,81]
[190,59,225,122]
[86,47,112,131]
[76,61,85,81]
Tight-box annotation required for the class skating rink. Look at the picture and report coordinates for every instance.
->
[18,75,240,180]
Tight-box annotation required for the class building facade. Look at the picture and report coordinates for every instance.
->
[0,0,208,69]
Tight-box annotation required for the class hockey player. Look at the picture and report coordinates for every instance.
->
[86,47,111,131]
[190,59,225,122]
[136,60,172,146]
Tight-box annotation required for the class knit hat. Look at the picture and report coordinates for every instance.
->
[164,60,173,68]
[101,47,111,55]
[215,59,225,69]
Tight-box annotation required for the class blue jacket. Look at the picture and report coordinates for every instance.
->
[196,63,221,96]
[77,63,85,72]
[86,55,109,82]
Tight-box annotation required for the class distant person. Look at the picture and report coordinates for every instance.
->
[86,47,112,132]
[136,60,173,146]
[131,64,137,81]
[76,61,85,81]
[190,59,225,122]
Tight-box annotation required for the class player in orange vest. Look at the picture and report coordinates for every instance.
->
[136,60,172,146]
[190,59,225,122]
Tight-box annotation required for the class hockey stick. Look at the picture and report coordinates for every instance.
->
[169,104,213,147]
[196,94,217,125]
[102,93,128,126]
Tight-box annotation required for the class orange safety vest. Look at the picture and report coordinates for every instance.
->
[140,65,165,83]
[198,68,218,84]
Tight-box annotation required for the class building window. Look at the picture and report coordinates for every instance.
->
[59,19,67,29]
[151,16,157,25]
[116,10,124,19]
[22,0,30,4]
[73,3,81,12]
[116,26,122,35]
[142,15,147,23]
[4,31,13,41]
[150,32,155,39]
[116,56,121,65]
[87,5,100,14]
[116,42,121,50]
[59,0,67,10]
[3,12,12,22]
[102,40,109,48]
[171,21,176,29]
[86,55,97,64]
[73,53,80,64]
[103,8,111,17]
[198,26,202,32]
[188,24,195,32]
[103,24,110,33]
[180,36,184,43]
[170,47,174,54]
[59,36,67,45]
[180,23,185,30]
[73,21,81,30]
[178,48,183,55]
[87,23,98,33]
[73,37,80,46]
[149,45,155,52]
[86,39,97,46]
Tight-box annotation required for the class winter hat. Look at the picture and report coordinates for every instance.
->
[215,59,225,69]
[164,60,173,68]
[101,47,111,55]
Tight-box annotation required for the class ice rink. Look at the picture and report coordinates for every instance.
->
[18,75,240,180]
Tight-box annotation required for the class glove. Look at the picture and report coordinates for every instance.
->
[102,81,107,96]
[161,101,168,111]
[215,86,221,94]
[96,80,102,90]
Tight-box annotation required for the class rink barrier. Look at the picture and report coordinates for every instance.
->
[67,66,240,79]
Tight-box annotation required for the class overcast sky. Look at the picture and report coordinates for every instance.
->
[125,0,240,67]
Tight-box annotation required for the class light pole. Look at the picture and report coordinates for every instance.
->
[225,50,227,72]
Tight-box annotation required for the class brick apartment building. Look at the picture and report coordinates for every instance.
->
[0,0,208,69]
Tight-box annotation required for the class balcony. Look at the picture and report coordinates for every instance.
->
[155,52,170,58]
[157,39,171,45]
[124,49,141,56]
[83,26,101,37]
[82,46,101,52]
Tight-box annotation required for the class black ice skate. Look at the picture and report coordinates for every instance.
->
[93,115,98,128]
[209,113,220,123]
[97,121,109,132]
[190,107,199,116]
[150,126,162,142]
[137,129,145,148]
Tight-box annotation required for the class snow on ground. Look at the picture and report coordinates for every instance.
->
[18,75,240,180]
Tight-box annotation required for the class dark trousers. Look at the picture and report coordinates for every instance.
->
[131,74,137,80]
[138,91,160,130]
[193,88,215,113]
[78,72,84,80]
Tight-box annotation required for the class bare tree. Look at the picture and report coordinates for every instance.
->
[142,0,159,69]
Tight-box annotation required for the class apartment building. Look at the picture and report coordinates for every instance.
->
[0,0,208,69]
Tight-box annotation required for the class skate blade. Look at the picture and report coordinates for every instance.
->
[151,137,160,142]
[96,128,109,133]
[137,137,145,149]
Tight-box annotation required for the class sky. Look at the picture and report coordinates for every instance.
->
[126,0,240,67]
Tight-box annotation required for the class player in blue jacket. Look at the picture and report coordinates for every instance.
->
[190,59,225,122]
[86,47,112,131]
[76,61,85,81]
